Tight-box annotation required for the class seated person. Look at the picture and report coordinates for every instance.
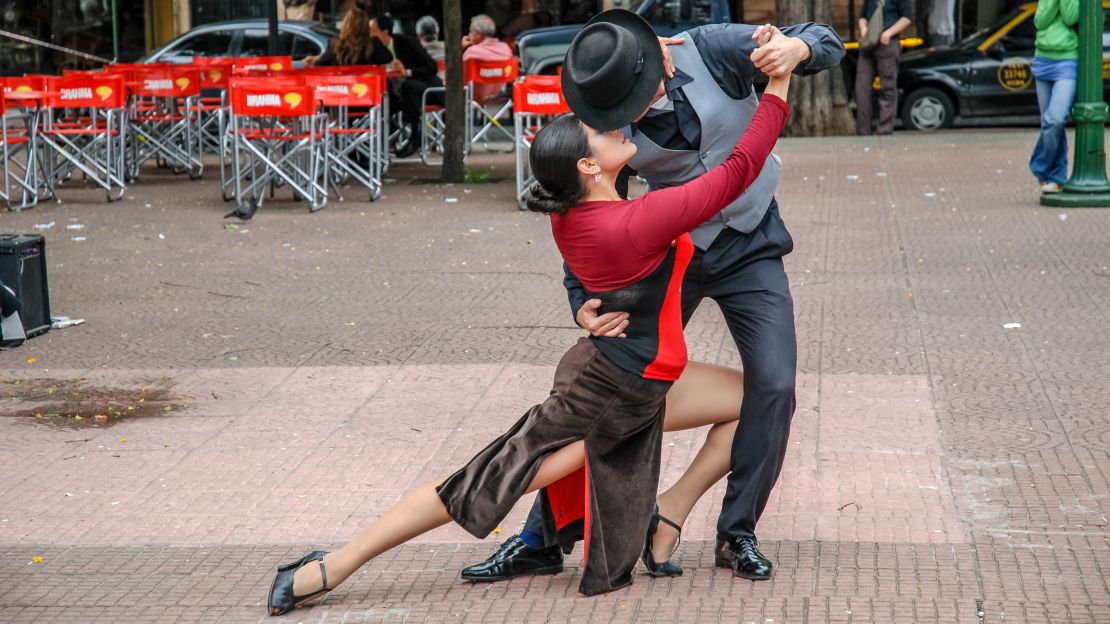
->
[462,14,514,103]
[371,14,440,158]
[304,7,392,67]
[416,15,445,63]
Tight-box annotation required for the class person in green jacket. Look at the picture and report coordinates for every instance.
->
[1030,0,1079,193]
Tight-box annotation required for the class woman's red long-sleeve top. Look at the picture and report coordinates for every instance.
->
[550,94,790,380]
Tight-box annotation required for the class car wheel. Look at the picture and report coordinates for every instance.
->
[902,87,954,131]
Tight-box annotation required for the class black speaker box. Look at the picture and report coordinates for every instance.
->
[0,234,51,337]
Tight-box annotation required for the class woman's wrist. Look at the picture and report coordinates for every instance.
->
[764,75,791,102]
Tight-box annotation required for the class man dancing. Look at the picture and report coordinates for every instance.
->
[461,10,844,582]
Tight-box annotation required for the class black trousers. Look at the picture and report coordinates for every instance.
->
[390,76,442,137]
[524,201,797,545]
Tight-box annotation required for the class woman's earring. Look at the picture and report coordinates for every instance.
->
[594,173,602,183]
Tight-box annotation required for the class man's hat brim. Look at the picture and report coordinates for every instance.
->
[561,10,664,132]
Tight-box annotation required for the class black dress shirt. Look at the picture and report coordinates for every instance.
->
[391,34,439,82]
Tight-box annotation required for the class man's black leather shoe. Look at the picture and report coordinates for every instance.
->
[460,535,564,582]
[730,535,772,580]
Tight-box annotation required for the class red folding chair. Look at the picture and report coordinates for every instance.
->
[191,62,239,198]
[513,75,570,210]
[465,57,519,147]
[194,61,232,155]
[226,78,327,218]
[1,87,39,210]
[350,65,393,175]
[307,73,385,201]
[125,65,204,180]
[39,75,127,201]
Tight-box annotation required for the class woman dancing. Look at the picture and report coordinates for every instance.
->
[267,26,791,615]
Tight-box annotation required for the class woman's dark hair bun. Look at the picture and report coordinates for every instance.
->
[523,114,591,215]
[524,181,576,214]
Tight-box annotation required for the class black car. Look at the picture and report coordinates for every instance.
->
[144,20,336,65]
[895,2,1110,130]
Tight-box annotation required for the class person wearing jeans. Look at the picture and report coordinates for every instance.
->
[1029,0,1079,193]
[855,0,913,135]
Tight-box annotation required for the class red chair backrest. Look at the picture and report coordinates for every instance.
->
[50,76,126,109]
[305,74,384,107]
[198,63,233,88]
[3,75,46,93]
[232,56,294,74]
[130,66,202,97]
[230,82,315,116]
[230,76,305,90]
[464,57,519,85]
[513,75,569,115]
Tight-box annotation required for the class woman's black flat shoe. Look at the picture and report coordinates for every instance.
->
[642,504,683,577]
[267,550,332,616]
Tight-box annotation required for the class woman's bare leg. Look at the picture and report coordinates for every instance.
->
[291,440,588,596]
[650,361,744,560]
[652,420,737,560]
[292,361,742,595]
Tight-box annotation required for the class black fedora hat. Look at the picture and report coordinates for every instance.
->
[561,9,663,132]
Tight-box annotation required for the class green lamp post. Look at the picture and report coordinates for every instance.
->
[1041,0,1110,207]
[111,0,119,61]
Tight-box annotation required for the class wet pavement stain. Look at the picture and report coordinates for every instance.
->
[1,378,185,429]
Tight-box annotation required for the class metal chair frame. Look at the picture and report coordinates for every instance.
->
[1,89,40,211]
[227,80,328,215]
[38,76,127,202]
[125,67,204,181]
[308,73,385,203]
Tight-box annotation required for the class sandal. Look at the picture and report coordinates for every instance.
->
[641,503,683,577]
[267,550,331,616]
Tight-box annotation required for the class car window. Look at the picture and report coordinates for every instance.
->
[239,29,295,56]
[1104,9,1110,46]
[999,13,1036,52]
[641,0,712,28]
[309,24,339,39]
[290,32,322,57]
[173,29,235,57]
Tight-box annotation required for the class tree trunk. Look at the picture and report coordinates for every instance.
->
[441,0,466,183]
[777,0,855,136]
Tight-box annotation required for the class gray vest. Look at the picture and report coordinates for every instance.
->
[626,33,781,249]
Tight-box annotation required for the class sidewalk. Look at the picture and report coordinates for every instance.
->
[1,131,1108,623]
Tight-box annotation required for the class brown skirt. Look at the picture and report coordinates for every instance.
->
[436,338,672,596]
